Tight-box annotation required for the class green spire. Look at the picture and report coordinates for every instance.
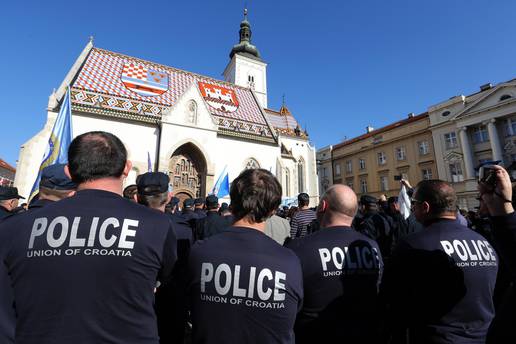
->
[229,8,262,61]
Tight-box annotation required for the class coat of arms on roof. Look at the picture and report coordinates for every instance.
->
[198,82,239,113]
[121,62,169,97]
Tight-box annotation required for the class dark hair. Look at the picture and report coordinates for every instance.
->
[68,131,127,184]
[230,168,282,223]
[123,184,138,199]
[298,192,310,207]
[414,179,457,215]
[137,190,169,209]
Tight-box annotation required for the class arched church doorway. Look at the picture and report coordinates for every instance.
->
[169,143,207,207]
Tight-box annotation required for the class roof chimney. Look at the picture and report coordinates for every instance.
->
[366,125,374,133]
[408,112,415,118]
[480,83,493,92]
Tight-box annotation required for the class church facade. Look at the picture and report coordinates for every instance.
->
[14,11,319,205]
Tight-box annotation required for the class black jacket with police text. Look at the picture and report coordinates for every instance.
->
[0,189,177,344]
[381,219,498,344]
[286,226,383,343]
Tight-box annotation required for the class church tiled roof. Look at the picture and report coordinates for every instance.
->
[70,47,276,142]
[264,106,308,139]
[0,159,15,173]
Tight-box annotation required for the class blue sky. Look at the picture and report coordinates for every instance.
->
[1,0,516,166]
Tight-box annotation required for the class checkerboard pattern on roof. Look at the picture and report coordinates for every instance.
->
[122,64,147,79]
[73,48,267,126]
[264,112,299,129]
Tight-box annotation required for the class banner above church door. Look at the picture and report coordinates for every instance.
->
[121,62,169,97]
[198,82,239,113]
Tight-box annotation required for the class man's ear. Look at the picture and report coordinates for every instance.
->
[317,199,328,213]
[123,160,133,178]
[422,201,431,214]
[64,165,72,179]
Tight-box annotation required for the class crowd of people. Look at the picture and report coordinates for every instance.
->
[0,130,515,344]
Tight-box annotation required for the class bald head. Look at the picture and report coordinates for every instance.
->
[318,185,358,227]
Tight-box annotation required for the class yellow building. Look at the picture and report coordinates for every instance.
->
[331,113,436,198]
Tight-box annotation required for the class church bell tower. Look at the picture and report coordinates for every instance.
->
[223,8,268,108]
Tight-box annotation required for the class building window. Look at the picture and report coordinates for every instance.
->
[359,158,366,170]
[380,176,388,191]
[505,118,516,137]
[449,163,464,182]
[335,163,341,176]
[187,100,197,124]
[395,147,406,161]
[422,168,433,180]
[323,167,328,178]
[285,169,290,196]
[444,132,458,149]
[298,160,305,193]
[418,140,429,155]
[247,75,255,89]
[346,160,352,173]
[500,94,512,101]
[360,179,368,193]
[346,178,354,191]
[377,152,386,165]
[473,125,489,143]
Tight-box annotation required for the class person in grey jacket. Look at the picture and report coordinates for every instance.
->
[265,210,291,244]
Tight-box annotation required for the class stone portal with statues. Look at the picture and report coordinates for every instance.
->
[168,143,207,206]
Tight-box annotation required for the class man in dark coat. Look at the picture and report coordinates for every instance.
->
[195,195,229,240]
[356,195,392,258]
[0,187,24,220]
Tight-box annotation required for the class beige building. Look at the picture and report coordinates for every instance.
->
[331,113,436,198]
[429,79,516,209]
[316,145,333,196]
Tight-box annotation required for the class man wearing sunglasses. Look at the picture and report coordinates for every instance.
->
[381,179,498,344]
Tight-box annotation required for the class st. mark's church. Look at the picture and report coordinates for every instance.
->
[14,10,318,205]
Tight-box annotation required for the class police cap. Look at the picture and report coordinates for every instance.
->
[40,164,77,190]
[194,197,204,206]
[0,186,24,201]
[219,202,229,212]
[206,194,218,207]
[183,198,195,208]
[136,172,169,195]
[171,197,180,206]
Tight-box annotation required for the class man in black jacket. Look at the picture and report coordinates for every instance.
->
[381,179,498,344]
[0,187,24,220]
[195,195,229,240]
[194,198,207,219]
[286,185,383,343]
[477,165,516,343]
[0,131,177,344]
[356,195,392,259]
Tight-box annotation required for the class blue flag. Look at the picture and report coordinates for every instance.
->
[211,166,230,197]
[217,173,230,198]
[147,152,152,172]
[29,88,73,200]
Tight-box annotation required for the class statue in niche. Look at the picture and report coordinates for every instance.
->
[187,100,197,124]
